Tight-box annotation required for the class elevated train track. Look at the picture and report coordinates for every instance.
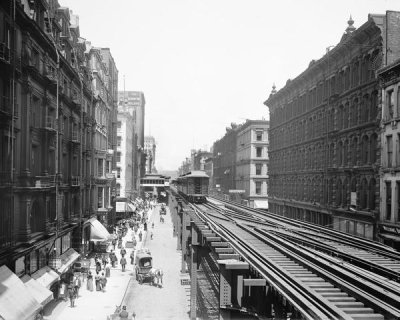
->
[187,197,400,320]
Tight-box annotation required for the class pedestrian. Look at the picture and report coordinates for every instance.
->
[86,271,93,291]
[112,237,116,250]
[150,231,153,240]
[119,306,129,319]
[110,251,117,268]
[100,272,107,292]
[102,254,108,269]
[139,231,142,242]
[68,283,76,307]
[151,222,154,229]
[132,238,137,249]
[105,262,111,277]
[73,275,81,297]
[120,256,127,272]
[95,257,101,273]
[130,250,135,265]
[120,246,126,257]
[95,272,102,291]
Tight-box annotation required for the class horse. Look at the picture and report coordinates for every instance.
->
[150,268,163,287]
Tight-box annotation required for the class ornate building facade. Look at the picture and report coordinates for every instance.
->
[265,12,400,241]
[144,135,156,174]
[0,0,118,293]
[378,57,400,249]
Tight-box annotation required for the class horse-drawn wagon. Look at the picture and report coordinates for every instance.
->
[135,252,153,284]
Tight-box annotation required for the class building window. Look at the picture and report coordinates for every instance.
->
[116,152,121,163]
[117,121,122,128]
[386,182,392,221]
[388,90,394,119]
[255,164,262,175]
[98,159,103,177]
[98,187,103,208]
[256,130,263,141]
[256,147,262,157]
[117,168,121,178]
[255,181,262,195]
[387,135,393,168]
[117,136,122,147]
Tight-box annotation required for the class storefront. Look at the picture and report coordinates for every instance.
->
[32,266,60,299]
[0,265,42,320]
[21,274,53,307]
[86,217,112,253]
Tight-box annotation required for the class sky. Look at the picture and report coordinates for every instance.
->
[60,0,399,171]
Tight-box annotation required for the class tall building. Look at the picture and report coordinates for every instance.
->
[0,0,117,302]
[236,120,269,208]
[265,12,400,241]
[86,43,118,229]
[144,135,156,173]
[117,91,146,194]
[116,106,134,198]
[377,57,400,249]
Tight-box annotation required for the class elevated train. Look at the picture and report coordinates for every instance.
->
[176,170,209,203]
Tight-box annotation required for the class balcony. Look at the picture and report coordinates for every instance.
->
[106,173,115,179]
[72,95,81,107]
[70,176,81,186]
[34,175,56,188]
[43,116,58,132]
[70,131,80,144]
[0,43,10,64]
[44,65,57,84]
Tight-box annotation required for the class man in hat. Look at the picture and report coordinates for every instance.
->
[119,306,129,318]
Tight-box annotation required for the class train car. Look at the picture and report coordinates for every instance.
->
[177,170,209,203]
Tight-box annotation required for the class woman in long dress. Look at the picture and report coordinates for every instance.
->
[95,272,102,291]
[86,271,94,291]
[105,263,111,278]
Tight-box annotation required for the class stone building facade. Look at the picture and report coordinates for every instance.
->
[0,0,117,284]
[377,57,400,249]
[236,120,269,208]
[144,135,156,174]
[265,12,400,240]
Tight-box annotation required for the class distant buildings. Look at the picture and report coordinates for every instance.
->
[144,136,157,174]
[236,120,269,208]
[118,91,146,196]
[178,119,270,208]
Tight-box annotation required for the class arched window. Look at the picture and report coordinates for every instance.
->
[370,91,378,121]
[370,133,378,164]
[336,179,342,206]
[337,105,344,130]
[343,140,348,167]
[351,137,358,165]
[351,98,358,127]
[30,200,45,233]
[328,179,334,205]
[362,135,369,164]
[369,178,376,210]
[362,94,370,123]
[343,103,349,129]
[360,178,368,209]
[337,141,343,167]
[343,178,349,207]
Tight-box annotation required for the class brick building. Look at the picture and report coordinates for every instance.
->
[265,12,400,240]
[0,0,118,303]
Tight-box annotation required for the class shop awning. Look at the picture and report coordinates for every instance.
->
[89,217,111,242]
[253,200,269,209]
[56,248,80,274]
[116,202,136,213]
[21,275,53,306]
[32,266,60,289]
[0,265,41,320]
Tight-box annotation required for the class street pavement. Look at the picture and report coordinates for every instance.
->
[42,203,190,320]
[121,205,190,320]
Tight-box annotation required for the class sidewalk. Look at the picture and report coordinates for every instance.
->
[43,209,153,320]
